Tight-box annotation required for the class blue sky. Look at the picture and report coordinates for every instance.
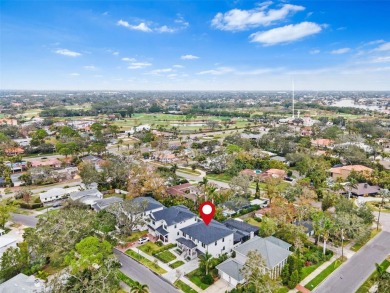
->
[1,0,390,90]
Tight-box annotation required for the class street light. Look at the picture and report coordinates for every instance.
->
[376,189,389,231]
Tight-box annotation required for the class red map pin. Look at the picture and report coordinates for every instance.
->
[199,201,215,225]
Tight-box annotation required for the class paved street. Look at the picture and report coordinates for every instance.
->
[113,249,180,293]
[314,231,390,293]
[11,213,38,227]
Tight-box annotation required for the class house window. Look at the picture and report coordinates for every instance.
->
[152,221,155,225]
[222,238,224,242]
[174,224,177,228]
[215,241,217,246]
[223,246,225,250]
[177,232,179,236]
[163,224,167,229]
[202,243,205,248]
[183,233,186,238]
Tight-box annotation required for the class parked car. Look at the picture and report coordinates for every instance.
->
[52,203,62,208]
[138,237,149,244]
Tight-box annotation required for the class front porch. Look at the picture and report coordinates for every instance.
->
[176,237,198,260]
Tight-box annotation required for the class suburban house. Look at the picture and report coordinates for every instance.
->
[69,188,103,206]
[166,183,203,201]
[340,183,381,197]
[91,196,124,212]
[260,169,287,180]
[132,196,165,217]
[311,138,334,148]
[0,273,45,293]
[39,187,79,203]
[216,236,292,287]
[240,169,262,180]
[329,165,374,180]
[0,234,18,257]
[178,220,235,258]
[31,158,62,168]
[4,147,25,156]
[223,219,259,244]
[148,205,197,243]
[293,220,315,237]
[151,151,177,163]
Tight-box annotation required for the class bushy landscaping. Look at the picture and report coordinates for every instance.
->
[169,260,185,269]
[186,268,212,290]
[118,271,137,287]
[125,250,167,274]
[351,228,381,252]
[174,280,198,293]
[125,230,148,243]
[356,259,390,293]
[304,258,344,290]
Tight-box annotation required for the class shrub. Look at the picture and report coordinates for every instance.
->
[156,241,163,247]
[201,274,214,285]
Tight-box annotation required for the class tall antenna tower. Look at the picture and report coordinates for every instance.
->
[292,80,295,119]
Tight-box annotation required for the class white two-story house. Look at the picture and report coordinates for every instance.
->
[177,220,235,259]
[148,205,197,243]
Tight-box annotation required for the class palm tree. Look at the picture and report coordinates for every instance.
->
[322,216,334,255]
[199,251,213,276]
[131,281,149,293]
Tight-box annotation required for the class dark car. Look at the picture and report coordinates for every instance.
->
[52,203,62,208]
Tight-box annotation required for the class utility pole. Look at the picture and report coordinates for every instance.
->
[341,228,344,260]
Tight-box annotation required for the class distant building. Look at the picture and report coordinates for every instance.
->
[166,183,202,201]
[39,187,79,203]
[69,188,103,206]
[260,169,287,180]
[0,118,18,126]
[311,139,334,148]
[329,165,373,180]
[0,235,18,257]
[91,197,124,212]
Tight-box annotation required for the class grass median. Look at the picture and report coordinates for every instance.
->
[125,249,167,274]
[174,280,198,293]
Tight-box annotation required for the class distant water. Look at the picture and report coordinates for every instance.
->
[331,99,381,111]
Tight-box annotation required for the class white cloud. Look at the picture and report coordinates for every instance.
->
[371,56,390,63]
[112,51,119,56]
[69,73,80,76]
[310,49,320,54]
[173,64,184,68]
[331,48,351,54]
[55,49,82,57]
[198,67,234,75]
[121,57,136,62]
[181,54,199,60]
[83,65,97,71]
[147,68,173,75]
[249,22,322,45]
[156,25,176,33]
[175,15,189,28]
[212,3,305,31]
[128,62,152,69]
[117,20,152,32]
[374,42,390,52]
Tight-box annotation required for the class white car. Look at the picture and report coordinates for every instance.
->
[138,237,149,244]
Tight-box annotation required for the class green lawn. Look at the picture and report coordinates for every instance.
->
[170,260,185,269]
[206,173,233,182]
[356,259,390,293]
[125,250,167,274]
[275,287,289,293]
[305,258,344,290]
[156,250,176,263]
[118,271,137,287]
[174,280,198,293]
[138,242,163,255]
[186,268,212,290]
[301,263,322,280]
[37,209,60,218]
[14,208,34,215]
[351,229,381,252]
[245,217,262,228]
[177,168,201,176]
[125,230,148,243]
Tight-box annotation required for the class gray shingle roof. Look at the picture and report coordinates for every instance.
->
[131,196,164,212]
[234,236,292,269]
[223,219,259,234]
[151,206,196,226]
[216,259,245,282]
[0,273,45,293]
[265,236,291,250]
[69,189,102,201]
[177,237,197,249]
[156,226,169,236]
[92,197,123,211]
[180,220,234,245]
